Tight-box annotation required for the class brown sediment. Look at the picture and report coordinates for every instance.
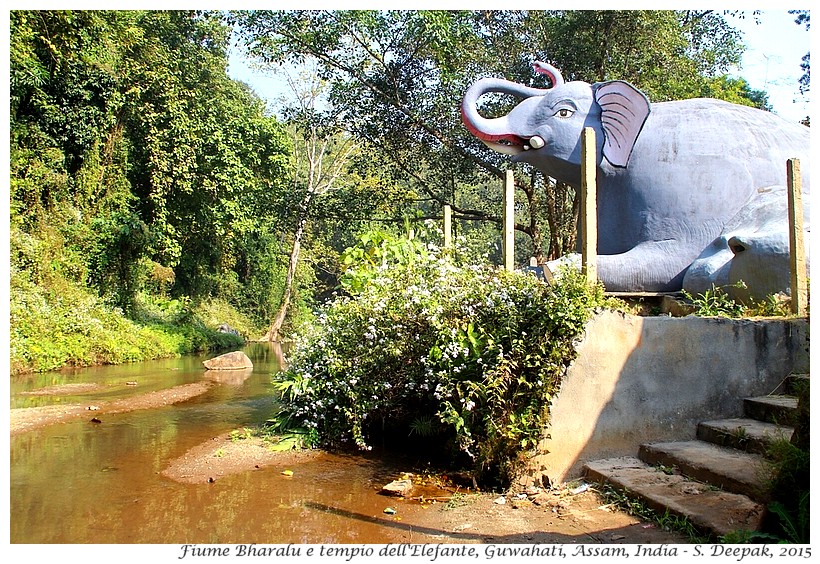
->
[9,381,215,436]
[160,430,322,484]
[160,432,695,544]
[20,383,105,395]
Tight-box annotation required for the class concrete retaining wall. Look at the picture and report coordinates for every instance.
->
[517,310,809,488]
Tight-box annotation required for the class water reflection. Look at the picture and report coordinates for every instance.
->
[9,343,449,544]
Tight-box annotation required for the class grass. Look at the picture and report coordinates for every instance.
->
[654,463,677,476]
[10,272,247,375]
[230,428,256,442]
[596,483,708,542]
[441,492,479,511]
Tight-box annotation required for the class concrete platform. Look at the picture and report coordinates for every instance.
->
[517,311,808,487]
[585,457,765,539]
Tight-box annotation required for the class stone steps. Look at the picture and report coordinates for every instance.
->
[584,457,766,538]
[697,417,792,454]
[743,395,799,426]
[584,372,807,539]
[638,441,773,502]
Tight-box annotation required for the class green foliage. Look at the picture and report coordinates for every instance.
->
[86,209,153,314]
[237,421,319,452]
[186,297,261,341]
[723,379,810,544]
[721,443,810,544]
[760,387,810,543]
[233,9,765,269]
[682,282,798,319]
[338,228,429,294]
[272,228,610,483]
[682,283,747,317]
[10,9,294,323]
[441,492,479,511]
[9,9,303,369]
[9,262,245,375]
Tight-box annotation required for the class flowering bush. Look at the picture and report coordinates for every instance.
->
[273,228,612,482]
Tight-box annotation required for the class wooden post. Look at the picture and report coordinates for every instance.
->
[787,159,808,316]
[503,169,515,271]
[580,127,598,284]
[443,204,452,249]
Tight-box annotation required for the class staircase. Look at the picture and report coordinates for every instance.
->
[584,373,808,539]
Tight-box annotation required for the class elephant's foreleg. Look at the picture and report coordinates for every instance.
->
[548,241,697,292]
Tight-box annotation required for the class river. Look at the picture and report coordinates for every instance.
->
[9,344,453,545]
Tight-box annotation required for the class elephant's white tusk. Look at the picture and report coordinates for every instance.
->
[528,136,545,149]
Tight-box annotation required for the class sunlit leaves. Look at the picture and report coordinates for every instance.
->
[274,228,611,482]
[10,9,295,325]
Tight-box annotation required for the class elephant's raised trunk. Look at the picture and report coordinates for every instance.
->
[461,61,563,154]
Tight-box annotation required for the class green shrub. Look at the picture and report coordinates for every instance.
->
[682,283,747,317]
[682,281,803,319]
[272,228,611,484]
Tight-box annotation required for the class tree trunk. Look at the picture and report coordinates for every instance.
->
[262,197,311,342]
[546,180,578,260]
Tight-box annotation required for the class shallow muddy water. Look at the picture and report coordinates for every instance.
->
[9,344,450,544]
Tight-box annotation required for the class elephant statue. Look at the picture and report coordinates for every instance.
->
[683,186,811,303]
[462,62,811,297]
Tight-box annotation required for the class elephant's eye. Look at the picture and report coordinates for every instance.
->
[555,108,574,118]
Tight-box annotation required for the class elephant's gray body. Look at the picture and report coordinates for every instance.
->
[683,186,811,302]
[543,98,811,291]
[462,66,811,295]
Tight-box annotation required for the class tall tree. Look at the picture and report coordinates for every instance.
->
[262,67,358,341]
[791,10,810,110]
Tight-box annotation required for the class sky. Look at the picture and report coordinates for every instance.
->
[728,10,810,123]
[227,9,812,124]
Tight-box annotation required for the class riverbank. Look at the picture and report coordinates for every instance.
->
[10,377,694,545]
[158,429,693,544]
[9,269,251,376]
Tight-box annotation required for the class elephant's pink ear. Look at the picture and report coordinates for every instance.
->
[594,81,650,168]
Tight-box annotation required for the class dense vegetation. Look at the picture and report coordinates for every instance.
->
[233,9,780,262]
[10,11,291,372]
[272,228,616,484]
[9,9,810,537]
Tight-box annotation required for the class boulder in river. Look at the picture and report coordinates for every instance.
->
[202,351,253,371]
